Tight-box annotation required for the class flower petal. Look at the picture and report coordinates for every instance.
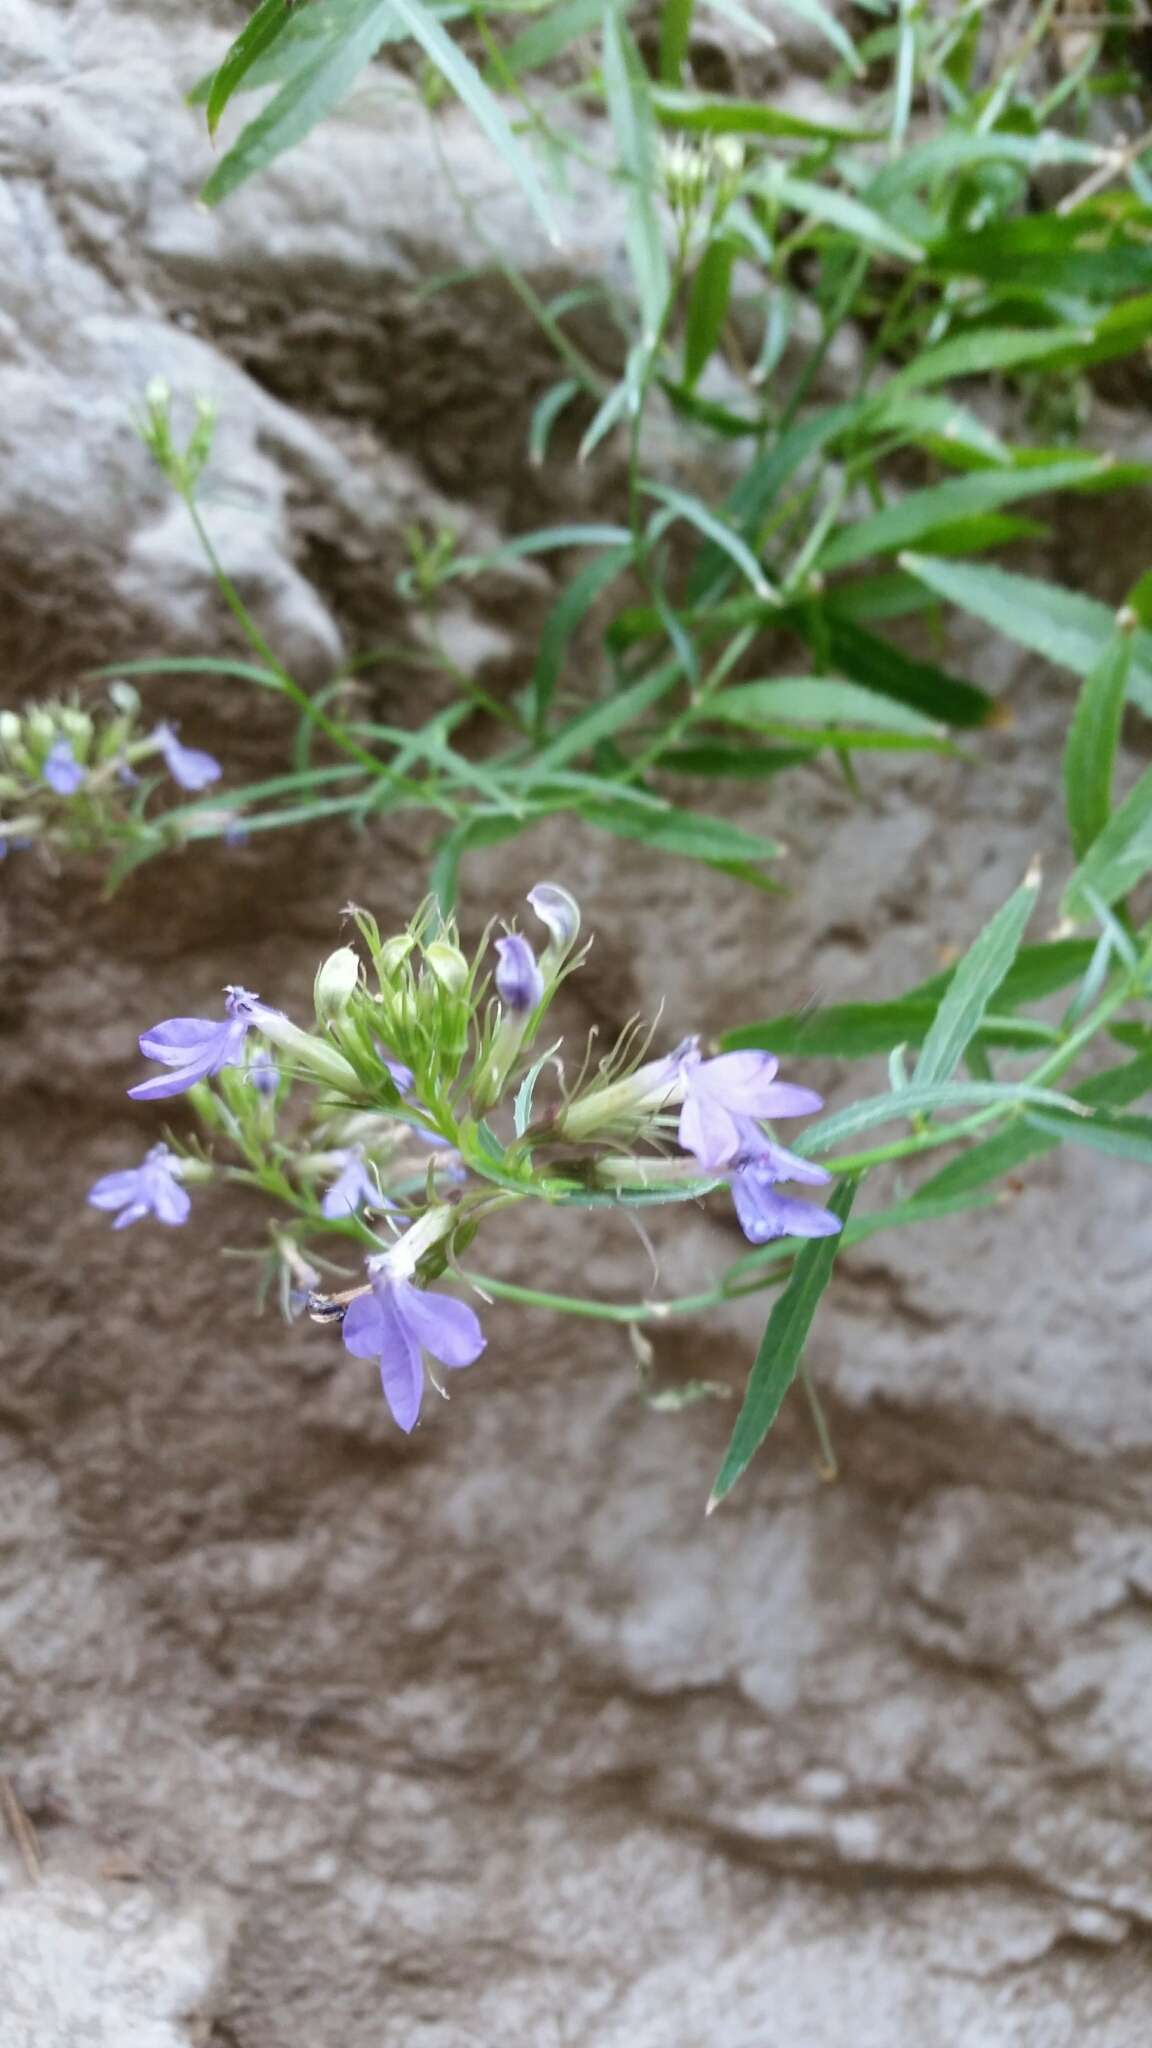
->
[157,726,222,792]
[127,1043,223,1100]
[678,1090,741,1170]
[87,1170,141,1210]
[374,1288,426,1430]
[138,1017,220,1062]
[693,1051,780,1110]
[112,1201,149,1229]
[148,1169,191,1226]
[755,1082,825,1121]
[393,1279,485,1370]
[730,1170,843,1245]
[340,1292,388,1362]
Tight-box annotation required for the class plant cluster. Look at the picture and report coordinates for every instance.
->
[19,0,1152,1491]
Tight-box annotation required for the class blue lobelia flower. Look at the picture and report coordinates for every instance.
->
[340,1255,486,1431]
[494,933,543,1013]
[320,1146,388,1219]
[154,723,222,793]
[88,1144,191,1229]
[128,985,275,1102]
[678,1051,824,1172]
[42,738,86,795]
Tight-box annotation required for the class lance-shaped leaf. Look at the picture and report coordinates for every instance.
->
[916,866,1041,1088]
[1062,759,1152,920]
[1064,625,1137,860]
[602,2,669,347]
[708,1177,857,1511]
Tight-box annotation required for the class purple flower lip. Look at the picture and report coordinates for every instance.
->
[154,723,222,793]
[677,1051,824,1172]
[729,1162,842,1246]
[320,1147,391,1220]
[42,738,85,796]
[129,985,276,1102]
[494,934,544,1013]
[339,1263,485,1432]
[88,1144,191,1229]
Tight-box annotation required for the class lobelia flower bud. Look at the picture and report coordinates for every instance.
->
[377,934,417,981]
[314,946,361,1023]
[423,941,469,994]
[527,882,580,973]
[494,935,543,1014]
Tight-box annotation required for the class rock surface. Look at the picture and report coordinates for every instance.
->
[3,3,1152,2044]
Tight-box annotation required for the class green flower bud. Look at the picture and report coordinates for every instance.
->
[314,945,361,1023]
[423,941,469,994]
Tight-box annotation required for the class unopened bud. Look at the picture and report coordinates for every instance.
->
[424,941,469,994]
[314,945,361,1022]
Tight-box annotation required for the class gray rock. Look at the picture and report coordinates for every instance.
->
[5,2,1152,2043]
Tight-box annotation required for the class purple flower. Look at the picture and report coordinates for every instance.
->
[42,738,85,795]
[248,1048,280,1097]
[340,1260,485,1431]
[88,1144,191,1229]
[528,882,580,952]
[154,723,222,793]
[495,934,543,1013]
[678,1051,824,1172]
[729,1161,842,1246]
[374,1042,414,1095]
[116,759,141,789]
[321,1146,387,1219]
[128,985,273,1102]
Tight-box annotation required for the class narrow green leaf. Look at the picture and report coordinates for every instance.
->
[1024,1107,1152,1164]
[900,553,1152,717]
[529,378,581,467]
[800,612,995,727]
[1063,758,1152,920]
[580,798,782,870]
[707,676,942,735]
[917,1053,1152,1201]
[514,1044,560,1137]
[499,0,602,78]
[659,740,815,777]
[883,325,1110,394]
[90,655,289,689]
[683,238,736,388]
[708,1177,857,1510]
[916,868,1041,1087]
[927,215,1152,298]
[800,1079,1077,1157]
[1064,627,1136,860]
[818,458,1107,573]
[602,3,669,345]
[205,0,295,135]
[643,482,776,600]
[531,549,632,733]
[525,662,681,776]
[756,165,923,262]
[724,1002,1057,1060]
[659,0,694,82]
[388,0,560,239]
[201,0,394,205]
[653,89,876,144]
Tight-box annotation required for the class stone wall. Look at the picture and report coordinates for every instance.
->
[4,6,1152,2043]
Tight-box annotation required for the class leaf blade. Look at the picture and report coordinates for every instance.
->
[708,1177,858,1510]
